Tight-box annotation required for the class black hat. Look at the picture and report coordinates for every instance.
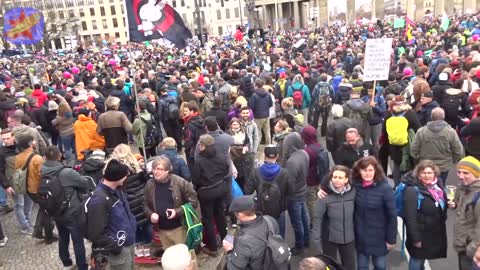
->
[264,144,278,158]
[421,91,434,98]
[229,195,255,213]
[78,108,90,117]
[104,159,130,181]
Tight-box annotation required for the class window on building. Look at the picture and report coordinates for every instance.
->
[115,32,120,38]
[234,7,239,18]
[102,19,107,29]
[172,0,176,8]
[79,8,84,17]
[100,7,105,16]
[90,7,95,16]
[111,6,116,15]
[92,20,97,30]
[98,0,103,3]
[82,21,87,31]
[123,18,126,27]
[69,10,75,18]
[181,0,185,7]
[226,9,230,19]
[110,0,114,3]
[105,33,110,40]
[59,11,64,19]
[218,26,223,35]
[113,18,118,28]
[121,4,124,14]
[217,10,221,20]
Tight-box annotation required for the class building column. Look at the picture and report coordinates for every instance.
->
[464,0,475,13]
[375,0,385,19]
[434,0,445,16]
[346,0,355,23]
[406,0,414,18]
[294,1,300,29]
[414,0,424,20]
[318,0,328,26]
[444,0,454,15]
[277,2,283,30]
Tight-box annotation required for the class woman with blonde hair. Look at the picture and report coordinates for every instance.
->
[286,74,311,125]
[227,96,253,122]
[52,97,75,165]
[281,97,303,132]
[109,144,151,257]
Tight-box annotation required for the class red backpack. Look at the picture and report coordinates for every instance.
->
[292,85,304,109]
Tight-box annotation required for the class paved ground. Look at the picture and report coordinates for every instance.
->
[0,128,464,269]
[0,205,224,270]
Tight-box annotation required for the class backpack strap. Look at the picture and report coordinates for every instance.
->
[23,152,36,170]
[23,152,37,190]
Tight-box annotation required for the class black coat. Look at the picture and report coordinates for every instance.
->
[461,117,480,160]
[124,171,149,226]
[431,81,452,105]
[205,106,227,131]
[404,180,447,259]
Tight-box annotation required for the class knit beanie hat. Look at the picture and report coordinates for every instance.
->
[104,159,130,181]
[457,156,480,178]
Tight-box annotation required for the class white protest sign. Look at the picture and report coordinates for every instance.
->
[363,38,393,81]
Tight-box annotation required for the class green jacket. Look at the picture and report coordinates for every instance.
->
[132,111,152,148]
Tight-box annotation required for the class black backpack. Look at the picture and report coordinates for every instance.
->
[141,115,161,149]
[166,100,179,120]
[76,188,115,241]
[37,168,69,219]
[253,216,291,270]
[257,171,283,218]
[442,92,464,118]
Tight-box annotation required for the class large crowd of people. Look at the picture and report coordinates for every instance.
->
[0,11,480,270]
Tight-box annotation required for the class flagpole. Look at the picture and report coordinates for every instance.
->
[126,45,148,161]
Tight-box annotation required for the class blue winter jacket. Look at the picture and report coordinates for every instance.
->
[354,179,397,256]
[158,149,191,181]
[248,87,273,119]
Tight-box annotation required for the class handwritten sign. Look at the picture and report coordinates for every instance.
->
[363,38,392,82]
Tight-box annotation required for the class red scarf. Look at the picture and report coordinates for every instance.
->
[183,111,199,124]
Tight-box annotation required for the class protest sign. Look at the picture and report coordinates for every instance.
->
[363,38,393,82]
[394,18,405,28]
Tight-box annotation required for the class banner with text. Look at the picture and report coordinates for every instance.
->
[363,38,393,82]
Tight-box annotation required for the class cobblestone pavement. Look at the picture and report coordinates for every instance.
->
[0,205,222,270]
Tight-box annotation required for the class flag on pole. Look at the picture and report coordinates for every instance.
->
[3,7,44,45]
[126,0,193,48]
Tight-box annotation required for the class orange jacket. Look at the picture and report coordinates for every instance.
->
[73,114,105,160]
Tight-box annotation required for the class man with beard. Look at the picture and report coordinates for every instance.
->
[334,128,375,168]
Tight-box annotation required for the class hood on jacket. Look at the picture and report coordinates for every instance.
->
[301,125,318,145]
[445,88,465,95]
[158,149,178,160]
[0,98,16,110]
[82,158,105,172]
[328,181,352,194]
[283,132,304,160]
[392,103,412,114]
[259,162,281,182]
[426,120,450,133]
[77,114,95,122]
[292,81,304,88]
[188,114,204,128]
[41,160,64,177]
[339,82,353,89]
[346,99,370,113]
[254,87,268,97]
[138,111,152,121]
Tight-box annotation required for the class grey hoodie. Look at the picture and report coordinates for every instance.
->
[41,160,91,221]
[283,132,309,200]
[410,120,464,172]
